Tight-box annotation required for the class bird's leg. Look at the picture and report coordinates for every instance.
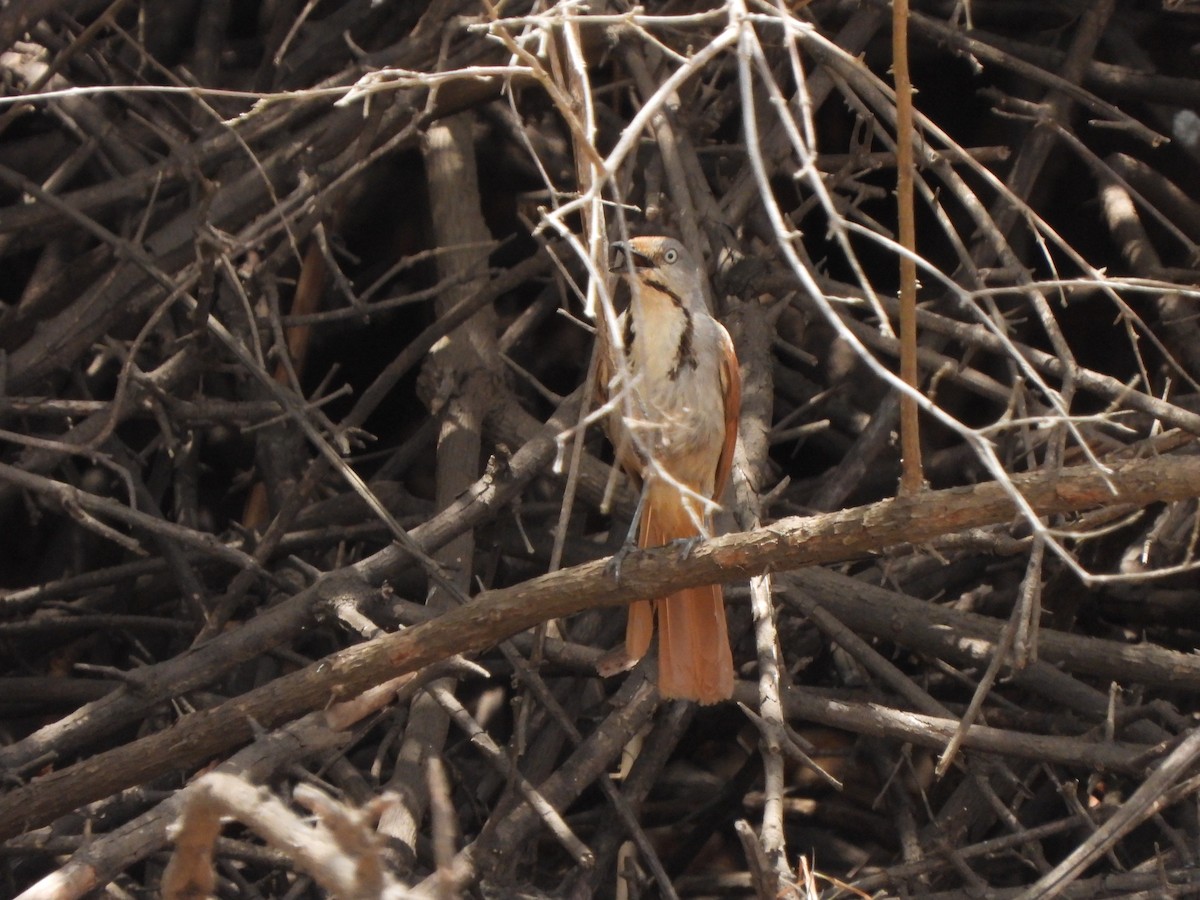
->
[672,499,709,559]
[606,480,648,582]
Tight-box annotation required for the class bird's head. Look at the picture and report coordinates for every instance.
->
[610,236,707,312]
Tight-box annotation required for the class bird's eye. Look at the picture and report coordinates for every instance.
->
[663,248,678,264]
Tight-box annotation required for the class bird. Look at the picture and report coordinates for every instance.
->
[596,235,740,704]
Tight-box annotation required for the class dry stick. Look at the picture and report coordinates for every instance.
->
[1017,662,1170,747]
[728,297,789,885]
[878,753,928,889]
[348,251,553,434]
[533,0,601,571]
[0,0,126,108]
[5,452,1200,841]
[0,555,202,615]
[163,772,405,899]
[159,780,224,900]
[0,11,458,249]
[753,684,1150,776]
[816,145,1011,171]
[835,313,1012,404]
[434,677,660,893]
[791,568,1162,864]
[1045,25,1200,112]
[618,44,707,258]
[721,4,887,224]
[1014,727,1200,900]
[378,112,498,865]
[104,441,209,618]
[788,590,953,722]
[483,433,670,880]
[3,54,506,446]
[1099,167,1200,379]
[200,450,332,639]
[1104,152,1200,247]
[543,24,683,898]
[786,575,1045,851]
[782,566,1200,695]
[849,815,1080,895]
[807,392,900,513]
[737,16,1034,496]
[934,536,1045,779]
[196,279,475,605]
[496,646,679,900]
[13,674,416,900]
[480,2,604,174]
[484,34,603,884]
[891,0,923,496]
[0,461,264,574]
[0,138,284,392]
[786,69,996,500]
[425,683,592,869]
[963,1,1109,399]
[926,867,1200,900]
[734,819,776,900]
[0,616,190,641]
[425,756,457,900]
[730,13,842,886]
[229,253,553,641]
[847,75,1091,472]
[745,535,786,886]
[621,41,731,252]
[0,348,196,508]
[1051,138,1200,270]
[984,0,1115,439]
[1,45,147,173]
[574,703,691,899]
[238,231,329,536]
[500,433,650,870]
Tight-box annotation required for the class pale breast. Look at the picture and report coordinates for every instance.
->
[625,312,730,492]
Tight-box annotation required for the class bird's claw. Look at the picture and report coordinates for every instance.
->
[672,536,702,560]
[607,543,634,582]
[607,536,701,581]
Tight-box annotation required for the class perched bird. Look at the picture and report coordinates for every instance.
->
[596,235,740,704]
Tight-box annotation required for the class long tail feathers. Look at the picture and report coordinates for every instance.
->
[626,600,654,660]
[624,483,734,704]
[657,581,733,704]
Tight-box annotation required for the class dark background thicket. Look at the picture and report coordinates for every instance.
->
[3,1,1200,897]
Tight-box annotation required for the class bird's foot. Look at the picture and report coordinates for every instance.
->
[606,543,635,582]
[671,536,703,560]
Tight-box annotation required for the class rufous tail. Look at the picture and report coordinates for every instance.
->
[625,481,734,704]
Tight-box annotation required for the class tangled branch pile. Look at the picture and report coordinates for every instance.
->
[3,1,1200,897]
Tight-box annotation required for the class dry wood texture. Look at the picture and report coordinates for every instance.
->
[3,2,1200,898]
